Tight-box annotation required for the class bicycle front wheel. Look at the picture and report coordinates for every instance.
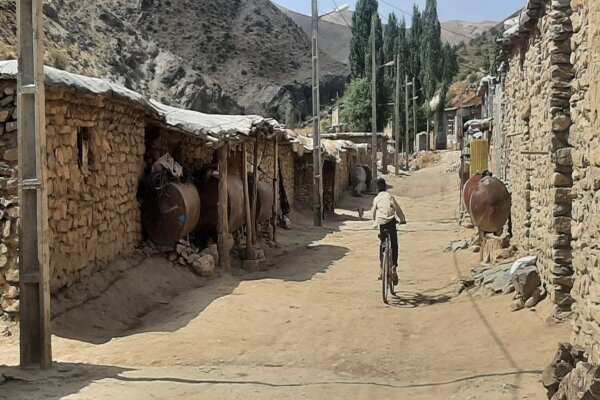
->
[382,248,390,304]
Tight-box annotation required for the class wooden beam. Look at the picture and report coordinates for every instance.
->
[242,141,255,259]
[251,134,260,244]
[272,136,278,243]
[217,143,231,271]
[18,0,52,369]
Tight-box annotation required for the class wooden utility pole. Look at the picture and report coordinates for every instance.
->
[251,134,260,244]
[272,136,278,243]
[18,0,52,369]
[217,143,231,271]
[394,54,400,176]
[242,141,255,260]
[311,0,323,227]
[371,14,378,187]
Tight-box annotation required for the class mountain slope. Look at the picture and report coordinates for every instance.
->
[0,0,349,123]
[275,3,499,62]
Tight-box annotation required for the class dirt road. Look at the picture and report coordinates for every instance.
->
[0,151,569,399]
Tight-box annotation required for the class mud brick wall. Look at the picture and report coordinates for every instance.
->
[145,127,215,172]
[244,138,295,208]
[0,81,20,316]
[0,82,147,317]
[501,0,574,315]
[570,0,600,361]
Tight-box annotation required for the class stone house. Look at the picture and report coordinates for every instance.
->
[292,135,369,213]
[492,0,600,360]
[0,61,291,318]
[492,0,575,318]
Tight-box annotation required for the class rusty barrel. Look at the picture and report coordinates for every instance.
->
[469,176,511,234]
[463,174,483,213]
[142,182,201,247]
[249,177,274,223]
[196,174,246,235]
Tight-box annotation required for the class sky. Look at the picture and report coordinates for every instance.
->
[272,0,527,23]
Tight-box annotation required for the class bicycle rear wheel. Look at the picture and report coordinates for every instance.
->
[382,246,390,304]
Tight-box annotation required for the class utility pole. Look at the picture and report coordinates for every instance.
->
[18,0,52,368]
[394,54,400,176]
[405,75,410,170]
[412,77,417,153]
[311,0,322,226]
[371,14,378,187]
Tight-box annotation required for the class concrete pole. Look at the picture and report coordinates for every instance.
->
[311,0,322,226]
[371,15,378,187]
[412,77,417,154]
[394,54,400,176]
[18,0,52,369]
[405,75,410,170]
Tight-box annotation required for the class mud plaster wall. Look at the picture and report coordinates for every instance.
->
[570,0,600,362]
[0,82,147,317]
[500,0,574,315]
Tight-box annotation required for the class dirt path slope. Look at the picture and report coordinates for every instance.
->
[0,151,569,399]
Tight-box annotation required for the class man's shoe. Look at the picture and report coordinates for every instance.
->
[392,267,399,286]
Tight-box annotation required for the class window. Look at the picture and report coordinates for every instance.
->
[77,127,91,173]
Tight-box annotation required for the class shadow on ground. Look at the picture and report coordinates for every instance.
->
[49,204,353,345]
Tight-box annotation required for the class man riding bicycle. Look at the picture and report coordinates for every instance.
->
[372,178,406,285]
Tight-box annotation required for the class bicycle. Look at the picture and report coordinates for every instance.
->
[380,228,396,304]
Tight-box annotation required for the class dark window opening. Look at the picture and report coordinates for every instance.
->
[77,127,91,172]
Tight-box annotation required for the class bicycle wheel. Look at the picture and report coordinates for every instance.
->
[388,246,396,297]
[382,244,390,304]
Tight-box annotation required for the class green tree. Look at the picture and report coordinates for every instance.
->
[341,77,372,132]
[365,14,389,131]
[420,0,442,113]
[383,12,399,78]
[350,0,378,78]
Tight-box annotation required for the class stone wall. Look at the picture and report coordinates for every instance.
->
[500,0,574,315]
[145,125,215,171]
[570,0,600,361]
[0,82,147,317]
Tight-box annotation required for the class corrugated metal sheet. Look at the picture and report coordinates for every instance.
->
[470,139,489,176]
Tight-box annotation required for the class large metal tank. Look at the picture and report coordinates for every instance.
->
[469,176,511,234]
[142,182,201,247]
[250,176,274,223]
[195,173,246,235]
[463,174,483,213]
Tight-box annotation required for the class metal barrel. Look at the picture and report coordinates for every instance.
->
[469,176,511,234]
[195,173,246,235]
[463,174,483,213]
[142,182,201,247]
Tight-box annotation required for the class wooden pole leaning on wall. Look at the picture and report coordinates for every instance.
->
[272,135,279,243]
[18,0,52,369]
[217,142,231,271]
[251,133,260,244]
[242,141,255,260]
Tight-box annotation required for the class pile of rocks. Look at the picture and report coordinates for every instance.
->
[458,256,546,311]
[542,343,600,399]
[169,240,218,277]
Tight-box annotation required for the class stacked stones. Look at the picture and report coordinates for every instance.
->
[0,81,19,318]
[171,239,217,277]
[570,0,600,362]
[145,128,214,172]
[45,88,146,294]
[500,0,574,316]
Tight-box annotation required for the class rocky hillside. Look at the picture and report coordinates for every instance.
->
[0,0,349,124]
